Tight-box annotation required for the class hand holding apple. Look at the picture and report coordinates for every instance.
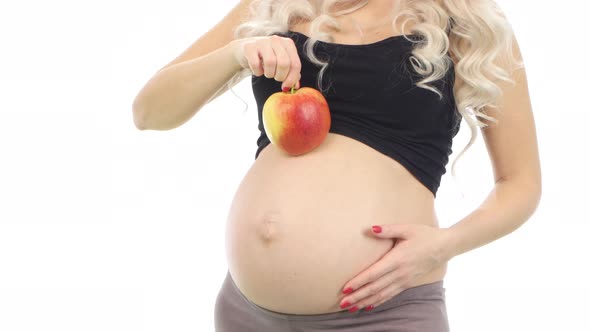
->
[262,85,331,156]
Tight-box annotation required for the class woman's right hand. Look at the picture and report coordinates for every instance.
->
[233,34,302,91]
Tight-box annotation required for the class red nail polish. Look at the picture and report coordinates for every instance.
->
[342,287,353,294]
[372,225,382,233]
[282,87,290,92]
[340,301,351,309]
[348,306,359,313]
[365,305,374,311]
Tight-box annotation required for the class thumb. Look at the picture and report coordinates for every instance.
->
[371,224,412,239]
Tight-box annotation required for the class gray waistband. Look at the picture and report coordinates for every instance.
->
[227,271,445,322]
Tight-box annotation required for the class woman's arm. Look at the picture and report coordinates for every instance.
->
[132,0,253,131]
[442,176,541,260]
[336,33,541,312]
[441,34,542,261]
[132,42,242,131]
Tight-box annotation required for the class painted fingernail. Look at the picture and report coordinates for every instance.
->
[372,225,382,233]
[340,301,351,309]
[365,305,375,311]
[282,87,290,92]
[342,287,353,294]
[348,306,359,313]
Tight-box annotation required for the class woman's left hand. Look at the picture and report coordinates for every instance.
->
[338,223,454,312]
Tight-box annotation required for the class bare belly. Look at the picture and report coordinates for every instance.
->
[224,133,448,315]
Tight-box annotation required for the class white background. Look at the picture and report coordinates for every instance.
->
[1,1,587,331]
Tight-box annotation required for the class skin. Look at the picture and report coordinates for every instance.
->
[156,0,541,314]
[228,0,542,314]
[336,33,542,312]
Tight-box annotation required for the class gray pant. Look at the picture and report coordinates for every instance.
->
[214,270,450,331]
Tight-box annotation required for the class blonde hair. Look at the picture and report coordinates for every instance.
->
[227,0,524,183]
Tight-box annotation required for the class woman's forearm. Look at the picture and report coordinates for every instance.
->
[441,177,542,261]
[132,40,243,131]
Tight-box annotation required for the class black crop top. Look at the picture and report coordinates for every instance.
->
[251,30,462,197]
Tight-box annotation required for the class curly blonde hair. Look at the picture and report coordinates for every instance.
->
[227,0,524,182]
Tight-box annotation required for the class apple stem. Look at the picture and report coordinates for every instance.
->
[291,84,295,94]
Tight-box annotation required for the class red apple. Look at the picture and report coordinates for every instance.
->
[262,86,331,156]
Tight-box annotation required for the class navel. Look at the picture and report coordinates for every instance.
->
[257,211,281,243]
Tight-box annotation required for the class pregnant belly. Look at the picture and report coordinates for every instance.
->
[224,133,446,315]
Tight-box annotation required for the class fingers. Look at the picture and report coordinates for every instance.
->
[340,250,398,296]
[242,42,264,76]
[259,38,277,79]
[339,270,397,311]
[340,262,414,313]
[345,277,406,312]
[277,37,302,90]
[269,36,289,81]
[240,34,302,90]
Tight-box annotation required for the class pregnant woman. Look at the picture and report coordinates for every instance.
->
[132,0,542,330]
